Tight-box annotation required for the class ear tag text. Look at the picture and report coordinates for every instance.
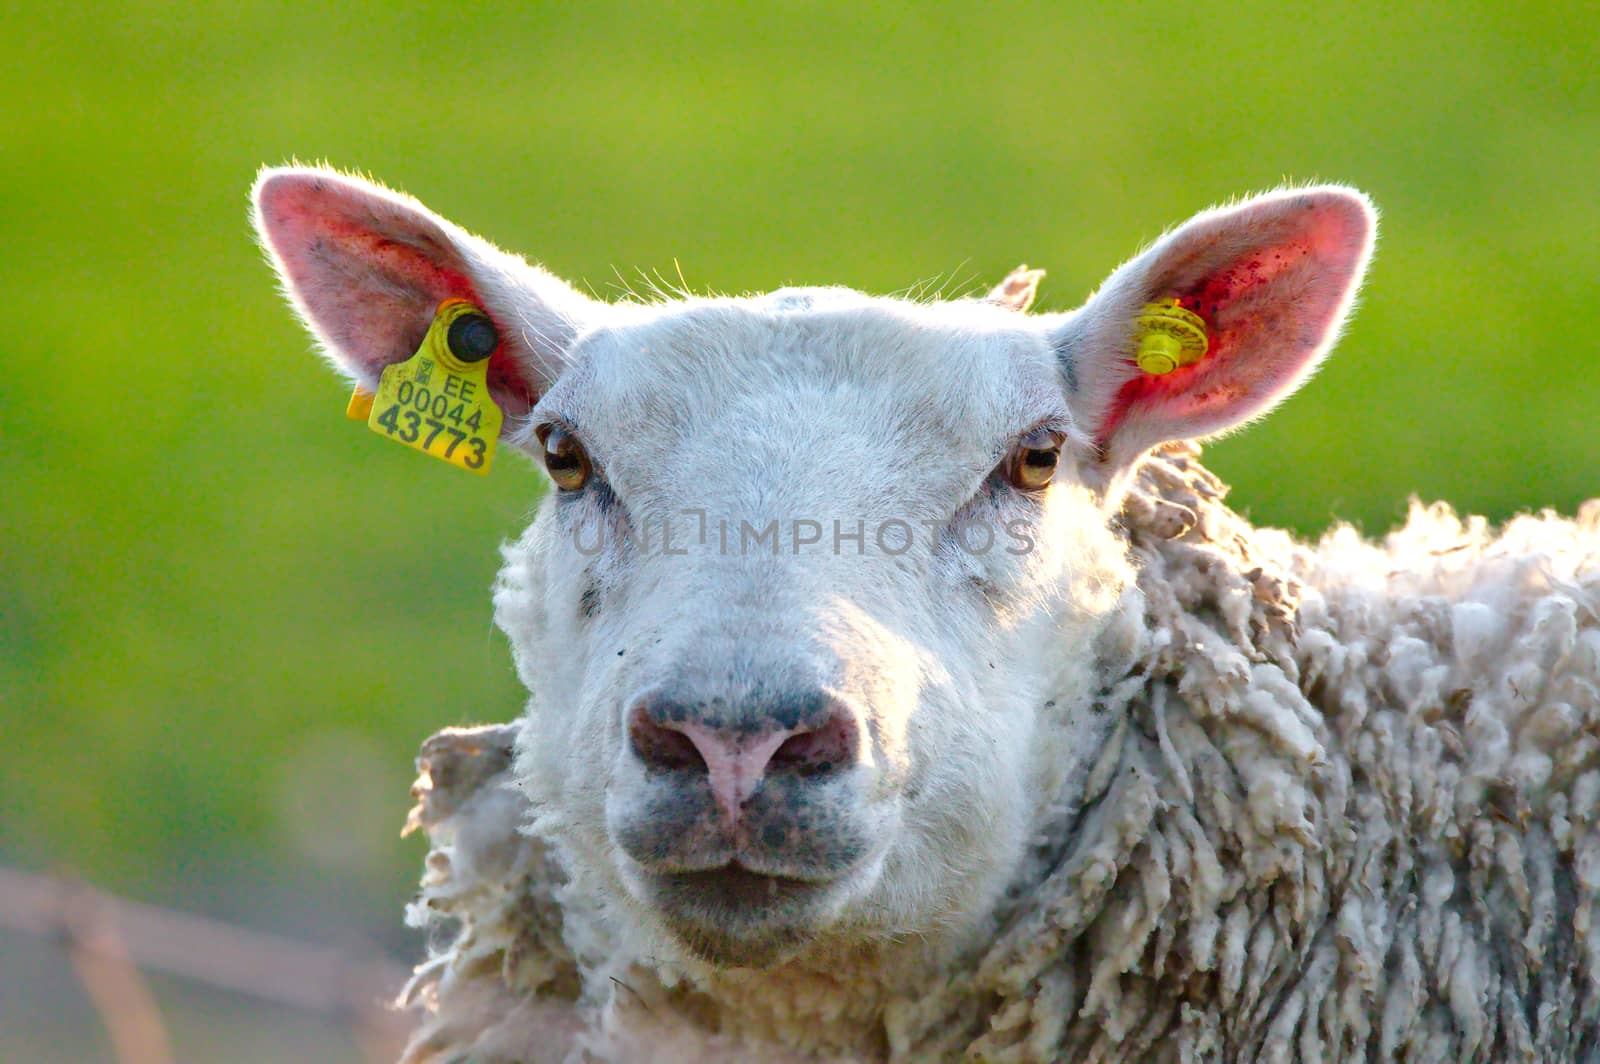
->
[1134,300,1209,375]
[357,299,503,474]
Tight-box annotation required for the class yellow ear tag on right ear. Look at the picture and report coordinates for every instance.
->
[364,299,503,474]
[1134,300,1209,375]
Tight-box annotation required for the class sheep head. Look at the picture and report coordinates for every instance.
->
[254,168,1374,970]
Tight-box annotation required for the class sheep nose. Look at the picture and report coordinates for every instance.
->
[626,692,859,825]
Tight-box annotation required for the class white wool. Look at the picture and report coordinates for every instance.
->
[397,448,1600,1062]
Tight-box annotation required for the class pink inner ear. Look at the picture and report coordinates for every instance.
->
[257,174,539,415]
[1094,195,1370,455]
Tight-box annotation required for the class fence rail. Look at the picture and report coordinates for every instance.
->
[0,865,411,1063]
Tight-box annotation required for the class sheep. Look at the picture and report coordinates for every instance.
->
[252,166,1600,1062]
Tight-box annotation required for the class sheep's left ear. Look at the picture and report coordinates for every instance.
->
[1045,187,1376,473]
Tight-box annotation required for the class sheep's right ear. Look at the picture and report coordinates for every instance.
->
[252,166,601,425]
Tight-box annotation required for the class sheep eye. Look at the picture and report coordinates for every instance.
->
[1006,428,1063,492]
[535,424,591,491]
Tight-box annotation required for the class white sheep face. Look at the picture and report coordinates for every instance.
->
[496,291,1131,965]
[253,168,1375,968]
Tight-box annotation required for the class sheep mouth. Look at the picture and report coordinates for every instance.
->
[661,863,827,904]
[646,864,839,966]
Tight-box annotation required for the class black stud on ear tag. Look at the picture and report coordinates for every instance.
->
[447,311,499,363]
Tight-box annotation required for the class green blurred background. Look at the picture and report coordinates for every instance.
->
[2,2,1597,1058]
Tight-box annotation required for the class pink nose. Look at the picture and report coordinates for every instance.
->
[626,694,859,825]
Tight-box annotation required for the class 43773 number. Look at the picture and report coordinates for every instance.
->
[374,378,489,468]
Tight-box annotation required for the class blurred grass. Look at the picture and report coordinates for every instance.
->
[2,0,1597,956]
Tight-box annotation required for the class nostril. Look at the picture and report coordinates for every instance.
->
[626,690,859,806]
[770,711,858,779]
[627,704,707,773]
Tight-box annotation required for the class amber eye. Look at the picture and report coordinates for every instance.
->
[535,424,591,491]
[1006,428,1064,491]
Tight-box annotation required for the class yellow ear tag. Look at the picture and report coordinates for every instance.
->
[1134,300,1209,375]
[362,299,503,474]
[346,387,375,420]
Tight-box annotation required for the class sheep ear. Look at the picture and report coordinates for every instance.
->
[985,265,1046,312]
[252,166,601,425]
[1046,187,1376,472]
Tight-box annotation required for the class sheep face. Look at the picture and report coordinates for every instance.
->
[253,168,1374,970]
[496,291,1132,966]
